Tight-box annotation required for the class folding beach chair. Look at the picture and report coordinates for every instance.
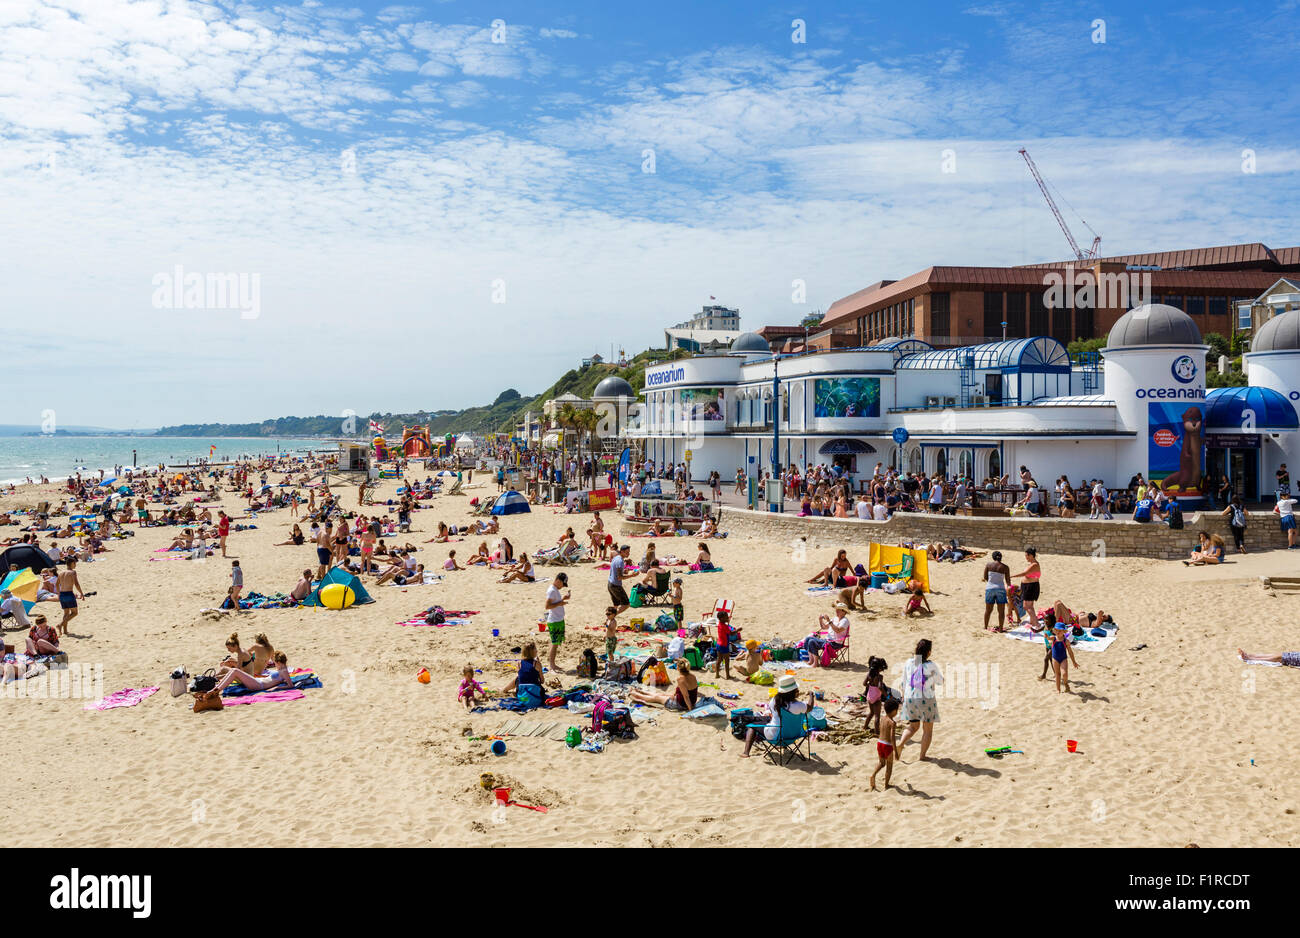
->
[819,625,851,667]
[746,706,812,765]
[882,553,914,582]
[640,570,672,604]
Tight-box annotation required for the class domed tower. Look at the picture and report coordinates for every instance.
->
[591,375,637,446]
[1243,310,1300,492]
[1103,304,1209,498]
[728,331,772,358]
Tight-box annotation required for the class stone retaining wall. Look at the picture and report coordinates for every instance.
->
[718,506,1292,560]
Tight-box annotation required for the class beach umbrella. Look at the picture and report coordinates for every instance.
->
[490,491,531,515]
[0,568,40,613]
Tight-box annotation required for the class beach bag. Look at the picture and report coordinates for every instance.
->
[750,670,774,686]
[655,613,676,631]
[192,689,223,713]
[169,666,190,698]
[577,648,600,680]
[190,668,217,694]
[424,606,446,625]
[628,585,644,608]
[730,707,756,739]
[517,683,544,708]
[591,699,612,732]
[666,636,686,660]
[604,658,633,682]
[602,708,637,740]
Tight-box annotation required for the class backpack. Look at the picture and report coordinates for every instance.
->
[1231,505,1247,528]
[602,708,637,740]
[654,613,676,631]
[628,585,643,608]
[1167,502,1183,529]
[424,606,446,625]
[577,648,599,680]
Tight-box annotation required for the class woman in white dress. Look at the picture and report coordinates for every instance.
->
[897,638,943,761]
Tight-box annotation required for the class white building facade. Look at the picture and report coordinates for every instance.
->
[630,307,1300,502]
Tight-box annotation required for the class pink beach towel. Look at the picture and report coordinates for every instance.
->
[220,689,305,706]
[85,686,159,711]
[397,617,469,627]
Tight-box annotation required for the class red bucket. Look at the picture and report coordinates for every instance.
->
[493,787,511,804]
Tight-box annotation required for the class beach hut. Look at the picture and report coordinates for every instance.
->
[490,490,531,515]
[0,544,56,576]
[302,568,375,609]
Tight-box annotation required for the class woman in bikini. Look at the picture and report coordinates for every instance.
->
[215,651,292,693]
[498,553,535,583]
[1010,547,1042,624]
[805,549,851,587]
[629,657,699,710]
[25,614,59,656]
[274,524,305,546]
[693,543,714,571]
[218,632,255,675]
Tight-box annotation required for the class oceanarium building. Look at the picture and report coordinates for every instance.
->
[630,305,1300,503]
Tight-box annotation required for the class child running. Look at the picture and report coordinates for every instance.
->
[870,698,900,790]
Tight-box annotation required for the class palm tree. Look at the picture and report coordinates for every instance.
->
[555,402,579,481]
[577,408,601,486]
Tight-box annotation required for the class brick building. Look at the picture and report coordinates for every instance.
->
[820,242,1300,348]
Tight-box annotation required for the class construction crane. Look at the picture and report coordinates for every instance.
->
[1018,147,1101,262]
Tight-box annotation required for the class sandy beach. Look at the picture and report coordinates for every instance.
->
[3,476,1298,848]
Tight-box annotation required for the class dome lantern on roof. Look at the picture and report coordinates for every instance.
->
[593,375,635,399]
[1249,309,1300,353]
[728,331,772,355]
[1106,304,1202,348]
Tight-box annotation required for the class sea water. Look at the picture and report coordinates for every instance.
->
[0,436,324,485]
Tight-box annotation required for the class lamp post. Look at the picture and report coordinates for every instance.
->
[771,354,783,512]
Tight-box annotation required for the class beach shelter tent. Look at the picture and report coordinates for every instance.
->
[0,544,56,576]
[302,567,375,608]
[490,491,531,515]
[0,568,41,614]
[867,543,931,593]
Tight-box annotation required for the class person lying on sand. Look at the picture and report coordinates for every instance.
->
[215,651,292,693]
[1239,648,1300,667]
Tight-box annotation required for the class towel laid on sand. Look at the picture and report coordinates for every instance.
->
[221,688,306,706]
[222,668,321,697]
[1239,654,1282,667]
[85,686,159,711]
[398,617,471,627]
[1001,624,1119,652]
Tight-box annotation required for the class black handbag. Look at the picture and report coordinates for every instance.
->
[190,668,217,693]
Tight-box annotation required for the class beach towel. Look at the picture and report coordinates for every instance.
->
[686,566,723,574]
[680,697,728,719]
[397,616,471,627]
[490,719,577,740]
[220,688,306,706]
[806,585,835,593]
[85,686,159,711]
[1001,624,1119,652]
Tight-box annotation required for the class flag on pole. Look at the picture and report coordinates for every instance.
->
[368,419,384,434]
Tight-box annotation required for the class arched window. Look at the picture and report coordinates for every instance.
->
[988,448,1001,481]
[959,450,973,479]
[935,449,948,478]
[909,447,922,474]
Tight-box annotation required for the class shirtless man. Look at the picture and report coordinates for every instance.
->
[315,521,334,580]
[55,557,86,636]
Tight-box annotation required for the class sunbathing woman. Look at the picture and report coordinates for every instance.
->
[805,549,852,587]
[26,614,59,655]
[274,524,305,547]
[693,543,714,571]
[498,553,535,583]
[629,657,698,710]
[1184,532,1226,566]
[218,632,255,675]
[425,522,452,544]
[467,541,492,565]
[215,651,292,693]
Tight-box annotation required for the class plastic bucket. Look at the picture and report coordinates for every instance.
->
[490,740,507,756]
[1066,739,1078,753]
[491,629,499,637]
[493,786,511,803]
[537,622,546,632]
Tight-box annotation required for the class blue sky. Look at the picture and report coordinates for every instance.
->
[1,0,1297,427]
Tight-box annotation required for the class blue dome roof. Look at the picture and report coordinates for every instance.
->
[1204,386,1299,431]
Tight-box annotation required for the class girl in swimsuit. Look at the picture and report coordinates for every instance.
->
[1048,622,1079,693]
[218,632,254,675]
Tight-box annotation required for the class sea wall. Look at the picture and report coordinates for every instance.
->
[717,506,1291,560]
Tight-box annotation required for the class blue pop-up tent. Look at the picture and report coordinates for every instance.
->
[302,567,375,607]
[490,490,531,515]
